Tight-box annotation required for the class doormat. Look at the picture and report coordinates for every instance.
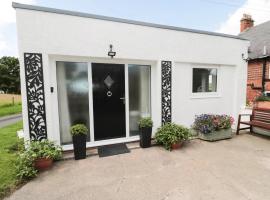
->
[98,143,130,157]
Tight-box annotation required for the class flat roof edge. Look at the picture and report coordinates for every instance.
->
[12,2,248,41]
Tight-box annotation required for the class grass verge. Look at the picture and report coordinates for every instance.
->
[0,121,23,199]
[0,103,22,118]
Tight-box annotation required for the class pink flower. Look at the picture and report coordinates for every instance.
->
[230,117,234,124]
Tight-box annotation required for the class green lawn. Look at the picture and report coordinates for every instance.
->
[0,121,23,199]
[0,103,22,118]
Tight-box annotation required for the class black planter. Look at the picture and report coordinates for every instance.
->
[72,134,86,160]
[139,127,152,148]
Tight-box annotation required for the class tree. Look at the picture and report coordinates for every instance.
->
[0,56,20,94]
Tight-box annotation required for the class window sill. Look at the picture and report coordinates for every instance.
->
[190,93,221,99]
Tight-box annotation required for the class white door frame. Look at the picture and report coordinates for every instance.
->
[50,55,155,151]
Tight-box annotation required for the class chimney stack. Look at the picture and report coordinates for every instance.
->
[240,14,254,32]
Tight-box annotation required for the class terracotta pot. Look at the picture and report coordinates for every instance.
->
[34,158,53,171]
[171,142,183,150]
[255,101,270,109]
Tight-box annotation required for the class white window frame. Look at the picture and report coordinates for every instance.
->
[49,55,155,150]
[190,65,221,99]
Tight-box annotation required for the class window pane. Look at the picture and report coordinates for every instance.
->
[56,61,90,145]
[128,65,151,136]
[192,68,217,93]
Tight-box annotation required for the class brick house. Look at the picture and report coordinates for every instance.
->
[239,14,270,104]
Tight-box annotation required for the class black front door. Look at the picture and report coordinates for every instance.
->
[92,63,126,141]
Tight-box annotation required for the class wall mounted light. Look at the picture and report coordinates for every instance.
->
[108,44,116,59]
[242,53,249,62]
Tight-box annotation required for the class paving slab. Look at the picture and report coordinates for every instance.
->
[6,133,270,200]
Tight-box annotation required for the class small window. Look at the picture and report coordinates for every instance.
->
[192,68,217,93]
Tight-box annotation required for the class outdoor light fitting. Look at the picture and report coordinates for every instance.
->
[108,44,116,58]
[242,53,249,62]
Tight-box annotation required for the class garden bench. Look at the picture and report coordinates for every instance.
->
[236,108,270,134]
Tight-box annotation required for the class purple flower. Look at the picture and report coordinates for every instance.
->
[193,114,233,134]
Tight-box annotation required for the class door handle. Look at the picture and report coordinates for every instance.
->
[120,97,125,104]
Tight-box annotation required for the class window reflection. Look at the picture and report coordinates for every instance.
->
[128,65,151,136]
[192,68,217,93]
[56,62,90,144]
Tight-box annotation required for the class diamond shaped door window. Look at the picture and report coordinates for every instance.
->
[104,75,114,88]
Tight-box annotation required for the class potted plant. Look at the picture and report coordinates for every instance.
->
[28,140,62,171]
[192,114,234,141]
[138,117,153,148]
[70,124,88,160]
[16,150,38,180]
[16,140,62,179]
[254,95,270,109]
[155,123,190,151]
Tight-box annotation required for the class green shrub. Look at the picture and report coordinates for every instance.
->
[16,151,38,180]
[155,123,190,151]
[138,117,153,129]
[255,95,270,102]
[70,124,88,136]
[15,140,62,180]
[26,140,62,160]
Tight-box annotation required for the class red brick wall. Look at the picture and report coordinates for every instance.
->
[246,60,270,104]
[266,62,270,91]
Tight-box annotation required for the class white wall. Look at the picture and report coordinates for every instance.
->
[15,9,248,64]
[172,63,239,128]
[15,7,249,143]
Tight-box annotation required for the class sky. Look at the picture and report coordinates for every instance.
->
[1,0,270,57]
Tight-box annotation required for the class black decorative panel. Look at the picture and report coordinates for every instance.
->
[24,53,47,141]
[161,61,172,125]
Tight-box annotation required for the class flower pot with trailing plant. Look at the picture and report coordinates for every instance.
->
[138,117,153,148]
[254,95,270,109]
[70,124,88,160]
[155,123,190,151]
[28,140,62,171]
[16,140,62,180]
[192,114,234,141]
[32,140,62,171]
